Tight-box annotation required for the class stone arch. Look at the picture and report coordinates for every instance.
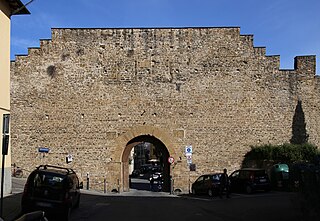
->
[114,125,176,192]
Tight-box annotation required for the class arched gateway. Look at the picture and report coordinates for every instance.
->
[116,125,176,192]
[10,28,320,193]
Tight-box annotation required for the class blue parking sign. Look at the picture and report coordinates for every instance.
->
[185,145,192,154]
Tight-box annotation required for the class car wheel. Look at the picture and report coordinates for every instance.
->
[245,185,252,194]
[208,189,213,197]
[192,188,196,195]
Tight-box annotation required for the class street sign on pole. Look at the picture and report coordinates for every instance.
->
[1,114,10,217]
[2,135,9,155]
[189,163,196,171]
[38,147,49,153]
[2,114,9,134]
[66,154,73,164]
[186,155,192,165]
[185,145,192,156]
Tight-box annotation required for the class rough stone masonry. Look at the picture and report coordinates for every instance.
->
[10,27,320,192]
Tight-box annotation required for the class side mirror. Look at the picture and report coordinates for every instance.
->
[79,182,83,189]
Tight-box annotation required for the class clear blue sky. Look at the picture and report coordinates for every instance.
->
[11,0,320,74]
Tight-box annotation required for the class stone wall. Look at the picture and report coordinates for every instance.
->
[10,28,319,192]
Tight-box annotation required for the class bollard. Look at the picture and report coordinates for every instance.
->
[170,176,174,194]
[104,178,106,193]
[86,173,89,190]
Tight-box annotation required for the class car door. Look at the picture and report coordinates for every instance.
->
[238,170,250,190]
[73,175,81,204]
[67,175,76,207]
[193,176,205,193]
[202,175,211,192]
[229,170,240,191]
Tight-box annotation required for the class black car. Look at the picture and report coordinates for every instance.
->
[191,173,222,197]
[21,165,83,221]
[229,168,270,194]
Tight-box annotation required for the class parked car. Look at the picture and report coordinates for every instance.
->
[131,169,141,178]
[191,173,222,197]
[229,168,270,194]
[21,165,83,221]
[288,162,320,191]
[149,171,162,181]
[270,163,290,190]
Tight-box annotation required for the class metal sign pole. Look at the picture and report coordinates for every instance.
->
[0,153,5,217]
[1,114,10,218]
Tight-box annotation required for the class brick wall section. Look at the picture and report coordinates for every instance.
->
[10,28,319,192]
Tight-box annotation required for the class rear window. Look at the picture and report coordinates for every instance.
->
[240,170,266,178]
[31,172,66,189]
[252,170,266,177]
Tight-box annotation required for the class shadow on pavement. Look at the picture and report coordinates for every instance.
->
[2,193,23,221]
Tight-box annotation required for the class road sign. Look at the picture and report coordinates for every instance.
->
[189,163,196,171]
[2,114,10,134]
[186,155,192,165]
[2,135,9,155]
[185,145,192,156]
[38,147,49,153]
[168,156,175,164]
[66,154,73,164]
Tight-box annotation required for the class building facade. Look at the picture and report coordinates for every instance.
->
[0,0,29,195]
[10,28,320,193]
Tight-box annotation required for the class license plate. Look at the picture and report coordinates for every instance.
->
[36,202,52,208]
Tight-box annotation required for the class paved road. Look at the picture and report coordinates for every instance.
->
[4,178,303,221]
[67,191,301,221]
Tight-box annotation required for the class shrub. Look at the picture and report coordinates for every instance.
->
[243,143,319,165]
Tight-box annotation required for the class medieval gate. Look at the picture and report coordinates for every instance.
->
[10,27,320,192]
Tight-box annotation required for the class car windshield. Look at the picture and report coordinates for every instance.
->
[32,172,65,189]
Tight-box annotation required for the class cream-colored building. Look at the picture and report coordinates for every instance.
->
[0,0,29,195]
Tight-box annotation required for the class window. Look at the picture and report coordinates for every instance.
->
[196,176,204,182]
[32,172,65,189]
[231,171,239,178]
[212,174,221,181]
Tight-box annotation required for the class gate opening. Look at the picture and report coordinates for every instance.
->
[122,135,170,192]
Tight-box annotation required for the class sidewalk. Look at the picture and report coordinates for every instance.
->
[81,188,177,197]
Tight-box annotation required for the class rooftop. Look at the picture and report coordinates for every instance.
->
[6,0,30,15]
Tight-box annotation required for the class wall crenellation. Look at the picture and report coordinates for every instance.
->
[294,56,317,75]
